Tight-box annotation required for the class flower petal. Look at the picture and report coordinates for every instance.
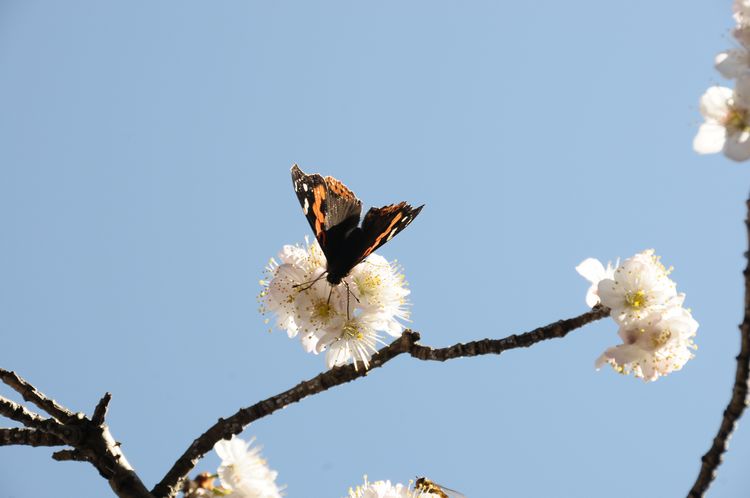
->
[576,258,605,283]
[693,122,726,154]
[724,128,750,161]
[715,50,750,79]
[699,86,733,121]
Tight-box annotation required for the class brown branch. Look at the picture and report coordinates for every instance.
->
[687,197,750,498]
[0,395,55,430]
[409,306,610,361]
[92,393,112,426]
[152,305,609,498]
[53,448,88,462]
[0,427,65,447]
[0,370,153,498]
[0,369,76,423]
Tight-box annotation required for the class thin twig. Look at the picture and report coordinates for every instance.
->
[92,393,112,426]
[152,306,609,498]
[0,427,65,447]
[52,448,88,462]
[409,306,610,362]
[687,197,750,497]
[0,369,76,423]
[0,395,53,430]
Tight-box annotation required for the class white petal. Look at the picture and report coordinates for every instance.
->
[715,50,750,79]
[734,26,750,49]
[724,129,750,161]
[700,86,733,121]
[735,75,750,108]
[602,343,645,367]
[693,123,726,154]
[576,258,605,283]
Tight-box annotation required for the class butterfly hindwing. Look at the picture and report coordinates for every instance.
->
[359,202,424,261]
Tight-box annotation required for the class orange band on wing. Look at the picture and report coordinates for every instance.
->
[362,212,403,258]
[312,185,327,242]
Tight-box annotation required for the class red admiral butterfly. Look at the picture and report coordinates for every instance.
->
[291,164,423,286]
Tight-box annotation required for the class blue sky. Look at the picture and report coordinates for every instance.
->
[2,1,750,497]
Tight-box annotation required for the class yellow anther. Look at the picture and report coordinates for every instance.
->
[625,290,647,309]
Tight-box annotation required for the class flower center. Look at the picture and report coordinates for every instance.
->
[354,274,382,298]
[651,328,672,349]
[313,300,333,322]
[724,107,750,132]
[342,320,364,340]
[625,289,647,309]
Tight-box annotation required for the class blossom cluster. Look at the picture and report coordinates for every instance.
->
[577,250,698,382]
[259,239,411,369]
[184,436,282,498]
[694,0,750,160]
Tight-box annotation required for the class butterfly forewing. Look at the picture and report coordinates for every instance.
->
[322,175,362,230]
[291,164,330,250]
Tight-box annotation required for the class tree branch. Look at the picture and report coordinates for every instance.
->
[92,393,112,426]
[0,371,154,498]
[152,305,609,498]
[0,395,56,430]
[687,196,750,498]
[0,427,65,447]
[0,369,77,423]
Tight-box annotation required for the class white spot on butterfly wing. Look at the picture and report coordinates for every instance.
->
[303,198,309,214]
[386,228,398,241]
[303,183,308,192]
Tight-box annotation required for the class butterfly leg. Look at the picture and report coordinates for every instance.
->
[345,281,351,320]
[292,271,327,292]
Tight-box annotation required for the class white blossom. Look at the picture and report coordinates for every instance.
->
[694,79,750,161]
[260,239,411,369]
[214,436,282,498]
[579,249,699,382]
[350,254,411,336]
[576,257,618,307]
[595,307,698,382]
[322,314,385,370]
[596,249,679,324]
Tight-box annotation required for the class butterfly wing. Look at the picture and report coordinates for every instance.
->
[291,164,362,255]
[359,202,424,261]
[291,164,330,250]
[322,174,362,231]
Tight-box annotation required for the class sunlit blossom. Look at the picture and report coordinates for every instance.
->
[260,239,411,369]
[595,307,698,382]
[214,437,282,498]
[578,249,699,382]
[693,80,750,161]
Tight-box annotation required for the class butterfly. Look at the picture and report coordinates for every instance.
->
[414,477,466,498]
[291,164,423,286]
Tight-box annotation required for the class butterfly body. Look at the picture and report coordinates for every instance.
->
[291,164,423,285]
